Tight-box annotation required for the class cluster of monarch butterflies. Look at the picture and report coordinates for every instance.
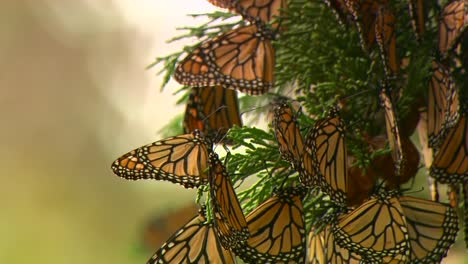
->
[111,0,467,263]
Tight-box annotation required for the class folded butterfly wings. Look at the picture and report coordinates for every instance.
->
[302,108,348,207]
[111,130,212,188]
[209,153,250,249]
[183,86,242,143]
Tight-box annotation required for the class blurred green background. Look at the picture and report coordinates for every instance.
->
[0,1,465,264]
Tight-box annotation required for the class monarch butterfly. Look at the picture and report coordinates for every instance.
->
[345,0,380,52]
[375,5,399,77]
[398,196,459,262]
[303,107,348,206]
[174,24,275,95]
[207,0,287,29]
[438,0,468,56]
[111,130,211,188]
[430,113,468,184]
[379,88,409,185]
[272,101,304,172]
[209,152,249,249]
[321,0,353,26]
[332,191,410,260]
[233,187,306,263]
[147,207,236,264]
[427,61,460,150]
[307,225,362,264]
[184,86,242,143]
[408,0,425,40]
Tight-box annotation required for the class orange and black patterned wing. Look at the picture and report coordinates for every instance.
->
[209,153,249,249]
[207,0,233,8]
[184,86,242,142]
[379,89,406,181]
[431,113,468,184]
[427,61,460,149]
[305,108,348,206]
[272,101,304,170]
[111,130,211,188]
[398,196,459,263]
[147,208,236,264]
[174,24,275,95]
[207,0,287,29]
[234,0,287,29]
[408,0,426,40]
[322,0,353,25]
[438,0,468,56]
[234,188,306,263]
[375,5,399,78]
[345,0,380,52]
[332,191,410,259]
[307,225,362,264]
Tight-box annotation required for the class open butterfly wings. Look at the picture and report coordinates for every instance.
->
[234,188,306,263]
[398,196,459,263]
[304,108,348,206]
[438,0,468,56]
[333,192,410,260]
[147,208,236,264]
[209,153,249,249]
[111,130,211,188]
[184,86,242,142]
[174,24,275,95]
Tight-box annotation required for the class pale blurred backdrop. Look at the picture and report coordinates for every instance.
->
[0,1,465,264]
[0,1,215,263]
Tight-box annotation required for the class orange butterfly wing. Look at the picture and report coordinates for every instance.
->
[431,114,468,184]
[111,130,211,188]
[438,0,468,56]
[234,188,306,263]
[147,208,236,264]
[184,86,242,142]
[174,24,275,95]
[209,153,249,249]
